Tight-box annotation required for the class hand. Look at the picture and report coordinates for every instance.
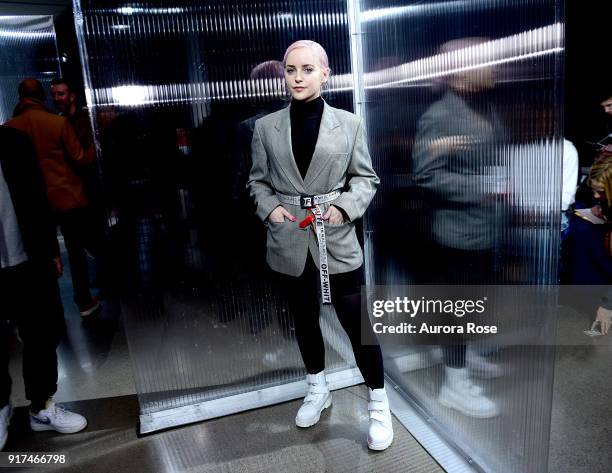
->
[430,135,473,155]
[592,205,604,219]
[592,306,612,335]
[322,205,344,225]
[268,206,296,223]
[52,256,63,278]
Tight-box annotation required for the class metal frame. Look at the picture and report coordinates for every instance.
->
[140,367,364,434]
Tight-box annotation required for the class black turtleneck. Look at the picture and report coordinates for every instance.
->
[290,96,324,179]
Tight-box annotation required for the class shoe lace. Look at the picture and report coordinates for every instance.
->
[50,403,68,420]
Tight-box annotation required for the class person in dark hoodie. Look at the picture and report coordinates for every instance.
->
[5,78,106,317]
[0,125,87,451]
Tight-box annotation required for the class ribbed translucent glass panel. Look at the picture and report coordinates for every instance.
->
[357,1,563,472]
[73,0,357,431]
[0,16,59,123]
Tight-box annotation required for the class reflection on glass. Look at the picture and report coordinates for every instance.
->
[74,0,357,433]
[0,16,60,123]
[359,1,562,472]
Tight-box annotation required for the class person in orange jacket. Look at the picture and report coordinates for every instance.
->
[5,79,107,317]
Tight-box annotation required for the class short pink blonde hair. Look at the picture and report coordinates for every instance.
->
[282,40,330,70]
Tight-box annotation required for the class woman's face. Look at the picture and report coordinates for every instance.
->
[592,181,606,202]
[284,47,329,102]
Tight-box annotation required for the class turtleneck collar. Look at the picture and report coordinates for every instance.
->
[290,95,324,120]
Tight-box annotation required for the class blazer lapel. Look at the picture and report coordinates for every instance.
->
[303,103,341,189]
[273,107,306,194]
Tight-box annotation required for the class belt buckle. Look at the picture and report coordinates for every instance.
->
[300,195,314,208]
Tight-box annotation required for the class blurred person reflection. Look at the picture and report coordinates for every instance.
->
[412,38,505,418]
[5,79,107,317]
[233,60,287,204]
[99,108,180,295]
[233,60,295,362]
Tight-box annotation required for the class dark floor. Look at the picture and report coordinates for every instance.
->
[4,247,445,473]
[4,247,612,472]
[548,307,612,473]
[5,387,444,473]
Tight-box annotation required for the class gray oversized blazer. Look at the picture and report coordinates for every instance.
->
[247,100,380,277]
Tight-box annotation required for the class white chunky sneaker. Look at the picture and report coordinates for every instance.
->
[295,371,332,428]
[438,367,499,418]
[30,399,87,434]
[367,387,394,451]
[1,404,12,451]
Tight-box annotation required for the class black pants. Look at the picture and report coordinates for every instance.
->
[436,245,495,368]
[0,261,66,408]
[56,205,108,307]
[273,255,384,389]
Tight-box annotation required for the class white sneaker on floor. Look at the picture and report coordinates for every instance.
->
[367,387,394,451]
[438,367,499,418]
[30,400,87,434]
[0,404,12,451]
[295,371,332,428]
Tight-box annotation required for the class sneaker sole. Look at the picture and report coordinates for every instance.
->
[30,418,88,434]
[368,431,394,451]
[295,395,332,428]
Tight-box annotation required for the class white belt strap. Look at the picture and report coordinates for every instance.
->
[275,189,341,208]
[276,190,341,305]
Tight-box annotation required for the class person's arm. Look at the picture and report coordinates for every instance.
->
[247,120,282,222]
[61,119,92,166]
[412,112,482,205]
[332,118,380,222]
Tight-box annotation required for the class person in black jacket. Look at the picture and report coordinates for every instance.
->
[0,126,87,451]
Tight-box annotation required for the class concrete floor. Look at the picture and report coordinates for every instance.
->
[3,250,612,472]
[4,251,444,473]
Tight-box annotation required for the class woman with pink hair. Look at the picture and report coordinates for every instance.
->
[248,40,393,450]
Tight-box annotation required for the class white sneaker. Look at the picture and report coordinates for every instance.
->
[295,371,332,428]
[367,387,394,451]
[0,404,12,451]
[30,399,87,434]
[438,367,499,418]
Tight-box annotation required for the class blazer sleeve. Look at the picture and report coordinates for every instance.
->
[332,118,380,222]
[247,120,282,222]
[412,110,484,205]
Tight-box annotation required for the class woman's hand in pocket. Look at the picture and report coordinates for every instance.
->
[323,205,345,225]
[268,205,296,223]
